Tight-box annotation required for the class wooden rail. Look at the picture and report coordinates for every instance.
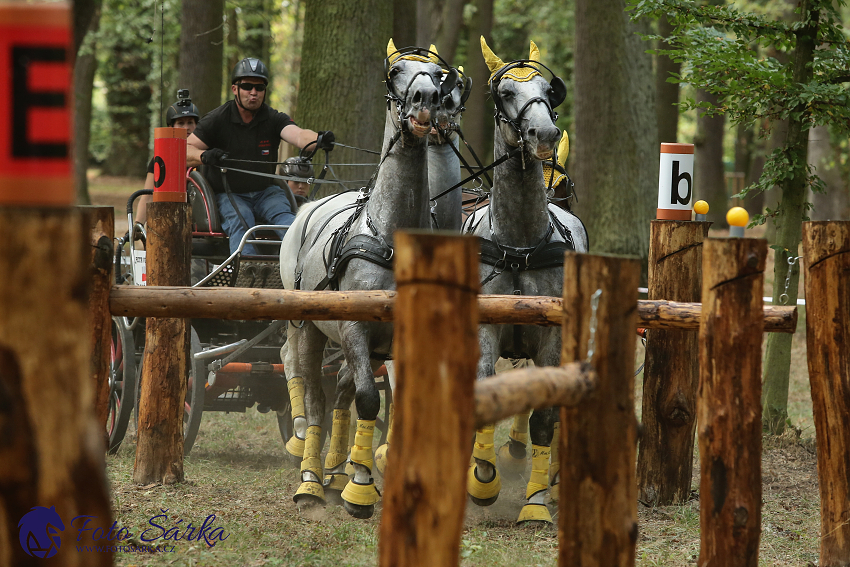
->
[109,285,798,332]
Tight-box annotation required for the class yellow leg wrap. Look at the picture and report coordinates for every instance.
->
[472,425,496,462]
[374,403,393,475]
[468,425,501,501]
[349,419,375,472]
[284,376,306,457]
[525,445,551,499]
[323,410,351,492]
[549,422,561,503]
[340,477,381,506]
[510,410,531,444]
[294,426,324,503]
[287,376,305,419]
[517,502,553,524]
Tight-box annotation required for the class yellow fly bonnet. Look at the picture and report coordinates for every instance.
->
[481,37,543,84]
[542,133,570,187]
[387,39,440,70]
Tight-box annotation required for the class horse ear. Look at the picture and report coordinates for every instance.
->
[549,76,567,109]
[558,131,570,165]
[441,67,459,99]
[461,75,473,105]
[529,40,540,63]
[480,36,505,76]
[387,38,399,65]
[429,44,440,64]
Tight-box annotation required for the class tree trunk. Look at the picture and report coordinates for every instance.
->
[761,1,818,435]
[637,220,709,506]
[378,232,478,567]
[698,237,765,567]
[298,0,392,198]
[808,125,848,220]
[573,0,657,278]
[133,202,191,485]
[179,0,224,118]
[100,0,152,177]
[72,0,102,206]
[0,209,113,567]
[802,221,850,566]
[694,89,726,225]
[415,0,464,63]
[655,14,680,146]
[393,0,417,49]
[238,0,274,72]
[461,0,494,170]
[225,6,239,76]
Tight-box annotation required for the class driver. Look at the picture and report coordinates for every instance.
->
[187,57,335,255]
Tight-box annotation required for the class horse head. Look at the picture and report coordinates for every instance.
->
[481,37,565,160]
[386,39,455,139]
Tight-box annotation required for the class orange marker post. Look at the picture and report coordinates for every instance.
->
[152,127,187,202]
[657,143,694,221]
[0,1,73,206]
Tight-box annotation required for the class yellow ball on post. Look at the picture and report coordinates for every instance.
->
[726,206,749,237]
[693,200,709,221]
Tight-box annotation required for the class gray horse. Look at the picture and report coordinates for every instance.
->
[279,40,455,519]
[428,63,471,231]
[462,38,588,525]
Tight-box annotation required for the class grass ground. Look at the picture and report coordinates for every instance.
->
[96,177,821,566]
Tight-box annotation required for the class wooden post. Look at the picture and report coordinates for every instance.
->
[82,206,115,440]
[133,201,191,485]
[378,231,479,567]
[0,210,113,567]
[637,220,709,505]
[698,237,765,566]
[802,221,850,566]
[559,253,641,567]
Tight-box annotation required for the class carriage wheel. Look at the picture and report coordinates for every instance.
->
[182,327,205,455]
[134,326,204,456]
[107,316,136,455]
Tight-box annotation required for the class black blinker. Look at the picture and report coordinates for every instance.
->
[441,67,459,99]
[549,77,567,109]
[460,76,473,105]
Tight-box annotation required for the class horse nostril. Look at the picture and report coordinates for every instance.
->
[430,91,439,107]
[528,127,537,139]
[413,91,422,104]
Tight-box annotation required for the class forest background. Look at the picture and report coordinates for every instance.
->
[74,0,850,432]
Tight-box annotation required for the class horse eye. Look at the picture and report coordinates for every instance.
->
[389,67,400,78]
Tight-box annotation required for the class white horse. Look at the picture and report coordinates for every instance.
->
[462,38,588,525]
[279,40,456,519]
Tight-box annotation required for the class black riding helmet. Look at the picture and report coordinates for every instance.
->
[282,157,314,179]
[231,57,269,85]
[165,90,200,126]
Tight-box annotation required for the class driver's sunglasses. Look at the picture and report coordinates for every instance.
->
[238,82,266,92]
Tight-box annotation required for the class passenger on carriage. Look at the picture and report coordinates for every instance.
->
[280,156,313,206]
[136,91,200,225]
[186,57,335,256]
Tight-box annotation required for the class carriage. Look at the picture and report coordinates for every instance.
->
[105,167,391,456]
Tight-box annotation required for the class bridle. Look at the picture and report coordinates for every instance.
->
[383,47,459,131]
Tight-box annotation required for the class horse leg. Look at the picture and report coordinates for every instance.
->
[337,321,381,519]
[292,322,328,507]
[281,332,308,461]
[468,327,502,506]
[517,406,557,524]
[323,362,355,498]
[374,359,395,475]
[497,359,531,478]
[549,419,560,503]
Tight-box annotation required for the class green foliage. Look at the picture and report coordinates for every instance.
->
[629,0,850,225]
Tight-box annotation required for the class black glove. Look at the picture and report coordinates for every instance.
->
[201,148,228,166]
[316,131,335,151]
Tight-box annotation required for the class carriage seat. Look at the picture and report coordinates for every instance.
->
[187,169,300,259]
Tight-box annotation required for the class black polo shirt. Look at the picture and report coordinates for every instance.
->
[193,99,296,194]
